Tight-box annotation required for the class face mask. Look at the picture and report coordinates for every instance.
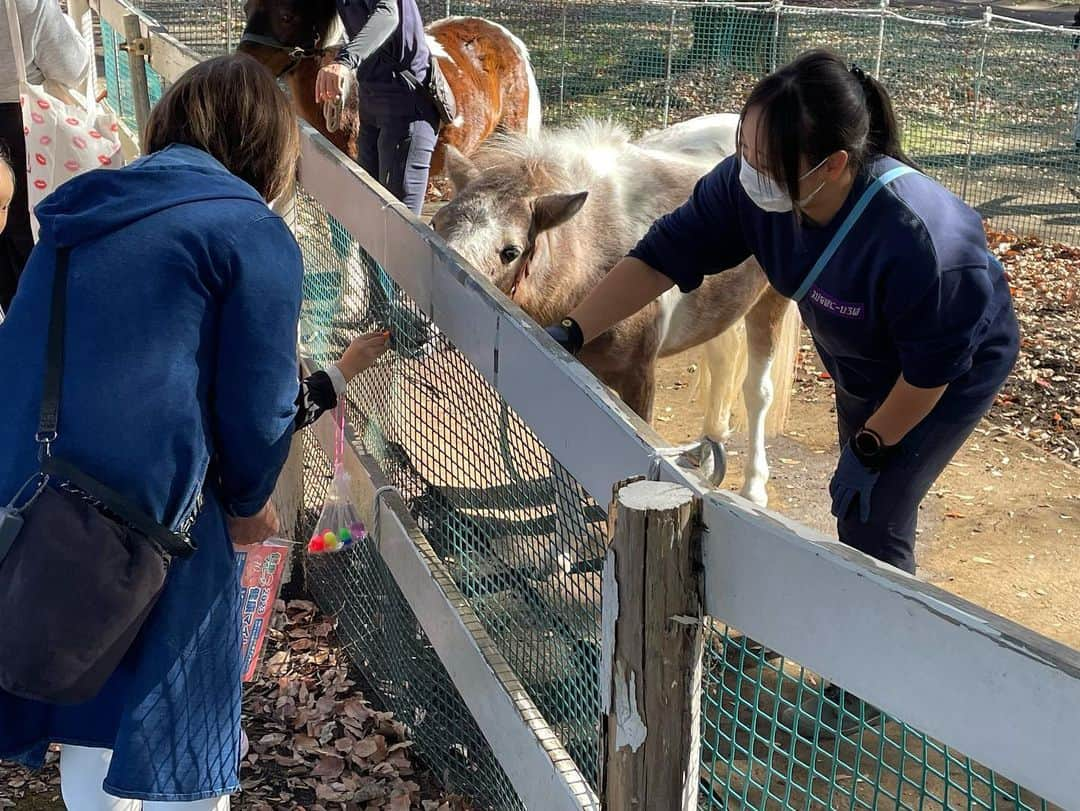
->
[739,156,828,213]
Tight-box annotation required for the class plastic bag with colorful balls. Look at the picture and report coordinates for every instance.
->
[307,405,366,555]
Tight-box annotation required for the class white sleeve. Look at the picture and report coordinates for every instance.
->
[19,0,91,89]
[324,364,349,397]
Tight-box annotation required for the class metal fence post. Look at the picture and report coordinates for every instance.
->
[875,0,889,76]
[662,4,678,129]
[770,0,783,73]
[961,6,993,201]
[1073,37,1080,147]
[226,0,234,52]
[558,0,569,112]
[121,13,152,140]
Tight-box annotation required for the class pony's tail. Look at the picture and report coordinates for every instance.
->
[764,301,800,435]
[695,324,745,441]
[694,300,801,438]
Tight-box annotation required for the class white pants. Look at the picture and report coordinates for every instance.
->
[59,746,230,810]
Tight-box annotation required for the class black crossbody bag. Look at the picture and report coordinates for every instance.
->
[401,57,457,128]
[0,248,199,704]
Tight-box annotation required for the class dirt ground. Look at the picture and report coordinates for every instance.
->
[653,336,1080,650]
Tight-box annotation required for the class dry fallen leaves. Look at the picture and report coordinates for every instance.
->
[985,227,1080,467]
[240,599,474,810]
[0,598,476,810]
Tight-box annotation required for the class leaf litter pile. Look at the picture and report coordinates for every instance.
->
[241,599,470,811]
[796,224,1078,466]
[0,600,471,811]
[986,228,1079,466]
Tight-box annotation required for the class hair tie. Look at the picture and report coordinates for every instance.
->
[850,63,869,85]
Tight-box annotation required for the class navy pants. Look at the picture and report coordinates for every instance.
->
[356,92,439,216]
[834,390,997,575]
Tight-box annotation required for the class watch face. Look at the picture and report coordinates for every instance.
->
[855,431,880,456]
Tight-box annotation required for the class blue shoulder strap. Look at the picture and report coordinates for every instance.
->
[791,165,918,302]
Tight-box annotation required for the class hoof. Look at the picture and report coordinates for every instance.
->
[740,481,769,508]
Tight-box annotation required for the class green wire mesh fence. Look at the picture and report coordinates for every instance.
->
[290,186,608,805]
[100,17,164,129]
[700,627,1055,810]
[300,428,524,810]
[100,5,1068,809]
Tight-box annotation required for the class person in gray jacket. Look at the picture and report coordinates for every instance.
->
[1,0,90,312]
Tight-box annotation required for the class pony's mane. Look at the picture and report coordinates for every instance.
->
[312,0,345,44]
[474,119,637,186]
[324,14,345,46]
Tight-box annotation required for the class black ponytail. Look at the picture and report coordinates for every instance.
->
[851,63,915,168]
[739,49,918,202]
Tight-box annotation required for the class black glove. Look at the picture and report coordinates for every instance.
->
[544,317,585,356]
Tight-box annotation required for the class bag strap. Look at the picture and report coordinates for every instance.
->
[791,165,918,302]
[42,455,197,557]
[36,247,70,446]
[36,250,197,558]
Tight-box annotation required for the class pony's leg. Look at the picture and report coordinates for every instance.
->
[618,366,657,424]
[739,290,791,507]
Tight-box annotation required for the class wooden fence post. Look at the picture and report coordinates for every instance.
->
[601,480,704,810]
[121,13,152,138]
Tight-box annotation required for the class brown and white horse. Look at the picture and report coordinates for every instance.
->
[237,0,541,176]
[432,115,801,505]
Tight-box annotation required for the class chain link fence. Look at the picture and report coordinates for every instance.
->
[98,5,1067,809]
[124,0,1080,244]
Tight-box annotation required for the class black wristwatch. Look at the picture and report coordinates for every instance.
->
[546,317,585,356]
[851,427,893,469]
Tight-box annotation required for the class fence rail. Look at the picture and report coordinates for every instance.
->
[84,1,1080,808]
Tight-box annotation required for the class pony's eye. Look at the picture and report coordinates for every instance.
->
[500,246,522,264]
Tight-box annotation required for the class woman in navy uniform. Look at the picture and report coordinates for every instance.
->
[316,0,440,215]
[546,50,1020,739]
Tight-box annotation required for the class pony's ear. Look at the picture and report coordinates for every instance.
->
[443,146,481,191]
[531,191,588,235]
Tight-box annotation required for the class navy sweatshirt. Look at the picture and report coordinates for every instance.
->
[629,155,1019,417]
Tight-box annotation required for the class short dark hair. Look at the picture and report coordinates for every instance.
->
[738,49,916,204]
[144,53,300,201]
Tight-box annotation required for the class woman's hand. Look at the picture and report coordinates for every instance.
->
[336,331,391,382]
[829,444,880,523]
[228,501,280,546]
[316,63,351,104]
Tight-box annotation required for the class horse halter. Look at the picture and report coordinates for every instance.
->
[238,31,328,78]
[508,246,536,302]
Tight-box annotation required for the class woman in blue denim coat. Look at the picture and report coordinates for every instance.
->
[0,53,386,809]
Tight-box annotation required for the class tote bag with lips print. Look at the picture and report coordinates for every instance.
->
[5,0,123,238]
